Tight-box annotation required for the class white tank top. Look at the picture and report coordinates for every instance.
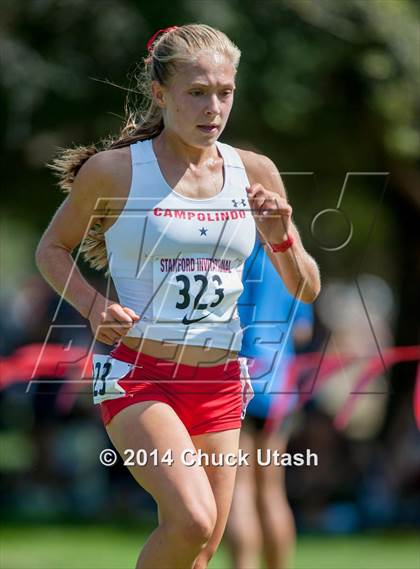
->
[104,138,256,351]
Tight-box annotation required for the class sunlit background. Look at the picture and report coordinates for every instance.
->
[1,1,419,568]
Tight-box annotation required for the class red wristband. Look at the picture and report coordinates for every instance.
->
[268,235,294,253]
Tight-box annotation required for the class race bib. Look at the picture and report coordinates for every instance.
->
[152,255,244,325]
[92,355,134,405]
[238,357,254,419]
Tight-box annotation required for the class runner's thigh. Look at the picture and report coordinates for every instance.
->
[106,401,216,520]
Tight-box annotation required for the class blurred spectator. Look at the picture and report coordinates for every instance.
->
[226,236,314,569]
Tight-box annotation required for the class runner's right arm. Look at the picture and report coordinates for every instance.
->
[35,151,139,344]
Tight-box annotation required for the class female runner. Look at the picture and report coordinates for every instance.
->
[36,24,320,569]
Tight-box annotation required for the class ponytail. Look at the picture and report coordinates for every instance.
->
[49,106,164,272]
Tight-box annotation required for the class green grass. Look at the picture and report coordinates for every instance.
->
[0,525,418,569]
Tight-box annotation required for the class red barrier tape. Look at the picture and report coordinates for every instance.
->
[265,345,420,432]
[1,343,419,431]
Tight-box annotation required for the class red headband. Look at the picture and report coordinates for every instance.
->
[146,26,178,53]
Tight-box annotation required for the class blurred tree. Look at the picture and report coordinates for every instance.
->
[282,0,420,429]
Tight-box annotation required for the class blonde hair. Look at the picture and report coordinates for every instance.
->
[50,24,241,271]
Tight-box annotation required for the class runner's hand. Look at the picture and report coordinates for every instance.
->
[246,184,292,243]
[88,295,140,345]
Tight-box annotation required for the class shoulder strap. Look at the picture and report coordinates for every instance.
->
[130,139,156,165]
[216,141,246,170]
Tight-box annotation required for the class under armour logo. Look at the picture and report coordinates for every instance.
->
[232,199,247,208]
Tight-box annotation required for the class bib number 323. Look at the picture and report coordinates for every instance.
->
[152,256,243,324]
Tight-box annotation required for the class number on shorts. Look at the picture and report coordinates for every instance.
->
[93,361,112,397]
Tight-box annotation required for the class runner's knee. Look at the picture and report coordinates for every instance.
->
[228,523,262,551]
[166,498,217,547]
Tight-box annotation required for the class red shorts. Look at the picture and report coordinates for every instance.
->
[99,343,245,436]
